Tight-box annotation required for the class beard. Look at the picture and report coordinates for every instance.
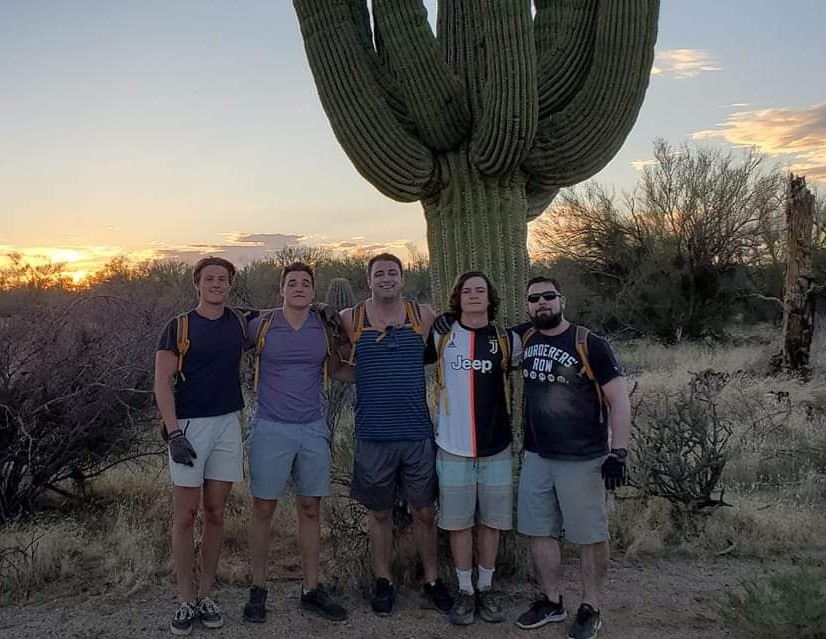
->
[531,310,563,330]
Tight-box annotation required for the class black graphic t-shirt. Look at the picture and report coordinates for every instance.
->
[513,323,621,460]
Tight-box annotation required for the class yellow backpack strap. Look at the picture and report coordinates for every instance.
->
[494,324,512,416]
[404,299,423,335]
[575,325,606,424]
[253,310,275,393]
[175,312,190,382]
[312,306,335,392]
[434,331,451,416]
[347,302,366,365]
[228,306,250,344]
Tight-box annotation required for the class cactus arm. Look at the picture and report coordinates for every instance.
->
[372,0,471,151]
[526,174,560,220]
[294,0,436,201]
[522,0,659,188]
[534,0,599,118]
[470,0,539,176]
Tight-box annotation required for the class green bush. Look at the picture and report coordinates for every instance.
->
[722,569,826,638]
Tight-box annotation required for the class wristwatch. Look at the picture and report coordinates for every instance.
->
[609,448,628,460]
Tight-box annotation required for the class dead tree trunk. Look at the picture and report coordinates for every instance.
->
[781,174,816,372]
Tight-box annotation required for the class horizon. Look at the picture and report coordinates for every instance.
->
[2,1,824,282]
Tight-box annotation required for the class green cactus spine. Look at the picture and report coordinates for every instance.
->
[294,0,659,322]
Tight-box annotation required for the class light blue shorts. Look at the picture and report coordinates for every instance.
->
[248,416,331,500]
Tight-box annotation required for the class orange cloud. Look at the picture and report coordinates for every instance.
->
[692,103,826,182]
[651,49,721,79]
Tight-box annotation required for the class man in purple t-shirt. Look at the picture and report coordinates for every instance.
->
[242,262,351,624]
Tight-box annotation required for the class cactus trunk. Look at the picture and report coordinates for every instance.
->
[424,149,528,323]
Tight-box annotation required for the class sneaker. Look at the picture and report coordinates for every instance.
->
[195,596,224,629]
[301,583,348,622]
[242,585,268,623]
[448,591,475,625]
[170,601,196,636]
[422,578,453,613]
[516,594,567,629]
[371,577,396,616]
[568,603,602,639]
[476,588,505,623]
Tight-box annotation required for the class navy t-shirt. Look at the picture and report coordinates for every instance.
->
[513,323,621,460]
[157,308,251,419]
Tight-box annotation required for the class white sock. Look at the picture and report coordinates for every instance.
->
[456,568,474,594]
[477,565,495,591]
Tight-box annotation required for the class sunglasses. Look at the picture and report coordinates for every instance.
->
[375,325,400,350]
[527,291,561,303]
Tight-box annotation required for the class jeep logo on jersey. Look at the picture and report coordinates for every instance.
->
[450,354,493,373]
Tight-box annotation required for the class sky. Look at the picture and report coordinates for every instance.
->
[1,0,824,281]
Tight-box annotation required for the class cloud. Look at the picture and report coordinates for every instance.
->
[631,158,658,171]
[692,103,826,182]
[651,49,721,79]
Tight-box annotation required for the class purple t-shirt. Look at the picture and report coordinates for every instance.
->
[249,310,328,424]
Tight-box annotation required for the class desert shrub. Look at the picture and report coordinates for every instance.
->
[631,370,733,517]
[0,296,159,522]
[722,569,826,639]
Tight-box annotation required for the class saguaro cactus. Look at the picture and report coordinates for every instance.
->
[294,0,659,321]
[325,277,356,315]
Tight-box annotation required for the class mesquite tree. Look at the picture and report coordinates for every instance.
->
[294,0,659,321]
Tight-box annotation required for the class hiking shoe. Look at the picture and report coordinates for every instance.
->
[448,591,475,625]
[516,594,567,629]
[371,577,396,616]
[301,583,348,622]
[170,601,196,636]
[422,578,453,613]
[568,603,602,639]
[476,588,505,623]
[242,585,267,623]
[196,596,224,629]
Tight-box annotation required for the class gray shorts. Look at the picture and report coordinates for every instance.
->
[436,446,513,531]
[517,451,609,545]
[168,412,244,487]
[350,438,438,512]
[248,417,331,499]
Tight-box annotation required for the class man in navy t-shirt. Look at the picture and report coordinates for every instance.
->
[512,276,631,639]
[154,256,253,636]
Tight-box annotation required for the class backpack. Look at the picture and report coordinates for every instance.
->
[435,324,512,416]
[520,324,607,424]
[175,306,250,382]
[347,299,423,366]
[252,305,335,392]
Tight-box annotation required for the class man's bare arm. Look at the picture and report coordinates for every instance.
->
[154,350,180,436]
[602,377,631,450]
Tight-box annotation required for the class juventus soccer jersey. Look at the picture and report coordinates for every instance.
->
[433,322,520,458]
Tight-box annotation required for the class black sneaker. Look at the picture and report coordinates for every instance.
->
[516,594,567,629]
[476,588,505,623]
[448,591,475,625]
[301,583,348,622]
[422,578,453,613]
[371,577,396,616]
[568,603,601,639]
[170,601,196,636]
[195,596,224,629]
[242,585,267,623]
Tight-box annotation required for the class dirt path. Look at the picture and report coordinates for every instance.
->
[0,556,780,638]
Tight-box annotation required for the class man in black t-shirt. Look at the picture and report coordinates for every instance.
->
[513,276,631,639]
[154,256,254,637]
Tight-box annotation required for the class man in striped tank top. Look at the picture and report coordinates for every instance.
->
[340,253,453,617]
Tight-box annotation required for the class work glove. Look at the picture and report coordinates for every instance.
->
[601,450,627,491]
[168,430,198,467]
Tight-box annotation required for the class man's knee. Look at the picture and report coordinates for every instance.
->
[203,503,226,527]
[410,505,435,526]
[370,510,391,526]
[297,498,320,520]
[252,498,277,520]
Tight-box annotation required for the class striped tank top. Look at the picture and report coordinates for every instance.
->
[352,301,434,441]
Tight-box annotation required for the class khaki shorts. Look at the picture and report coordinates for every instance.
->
[168,412,243,487]
[436,446,513,531]
[517,451,608,544]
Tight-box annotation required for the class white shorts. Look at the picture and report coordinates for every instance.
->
[168,412,244,487]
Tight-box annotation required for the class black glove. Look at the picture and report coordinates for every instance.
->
[601,452,627,491]
[314,303,343,338]
[433,311,457,334]
[168,430,197,467]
